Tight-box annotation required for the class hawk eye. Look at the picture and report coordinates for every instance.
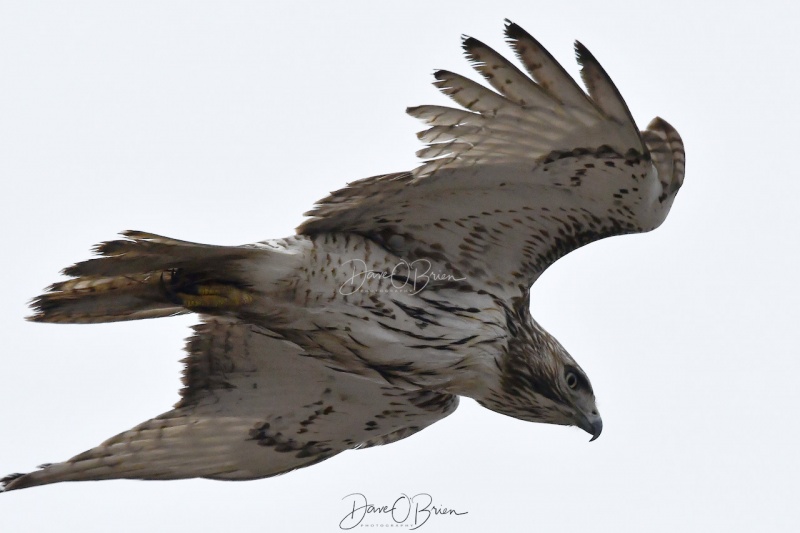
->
[565,371,579,390]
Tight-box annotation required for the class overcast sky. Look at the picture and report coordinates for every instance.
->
[2,1,799,531]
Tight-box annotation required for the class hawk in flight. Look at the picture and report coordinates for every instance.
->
[2,21,684,492]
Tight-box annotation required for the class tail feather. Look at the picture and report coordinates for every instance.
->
[29,272,187,323]
[63,230,255,278]
[28,231,262,324]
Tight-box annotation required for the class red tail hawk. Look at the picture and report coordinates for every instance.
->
[2,20,683,492]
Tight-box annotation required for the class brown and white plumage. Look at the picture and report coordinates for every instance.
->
[2,20,683,493]
[300,23,684,296]
[3,318,456,491]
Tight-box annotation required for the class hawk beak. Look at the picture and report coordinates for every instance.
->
[577,413,603,442]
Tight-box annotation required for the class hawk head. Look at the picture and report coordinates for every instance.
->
[478,305,603,441]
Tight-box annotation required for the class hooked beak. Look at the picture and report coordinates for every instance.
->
[577,413,603,442]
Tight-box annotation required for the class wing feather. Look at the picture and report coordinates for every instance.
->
[574,41,638,130]
[299,22,684,298]
[1,319,457,491]
[432,70,509,113]
[503,20,595,110]
[461,36,553,109]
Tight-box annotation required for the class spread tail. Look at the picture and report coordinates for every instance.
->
[28,231,263,324]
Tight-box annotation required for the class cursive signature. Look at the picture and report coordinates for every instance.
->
[339,259,465,296]
[339,492,468,530]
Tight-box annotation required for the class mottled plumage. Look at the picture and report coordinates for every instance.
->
[2,20,684,493]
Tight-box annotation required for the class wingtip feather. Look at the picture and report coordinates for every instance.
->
[503,19,523,40]
[573,40,639,131]
[0,472,27,493]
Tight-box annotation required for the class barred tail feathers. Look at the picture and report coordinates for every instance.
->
[28,231,269,324]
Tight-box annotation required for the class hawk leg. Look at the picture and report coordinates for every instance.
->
[161,269,255,311]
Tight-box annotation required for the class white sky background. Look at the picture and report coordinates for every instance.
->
[1,1,798,531]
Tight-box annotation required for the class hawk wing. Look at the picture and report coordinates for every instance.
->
[299,21,684,297]
[1,318,457,491]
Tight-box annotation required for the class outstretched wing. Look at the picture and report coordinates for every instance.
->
[299,21,684,298]
[1,319,457,491]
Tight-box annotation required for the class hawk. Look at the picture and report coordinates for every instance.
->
[1,20,684,492]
